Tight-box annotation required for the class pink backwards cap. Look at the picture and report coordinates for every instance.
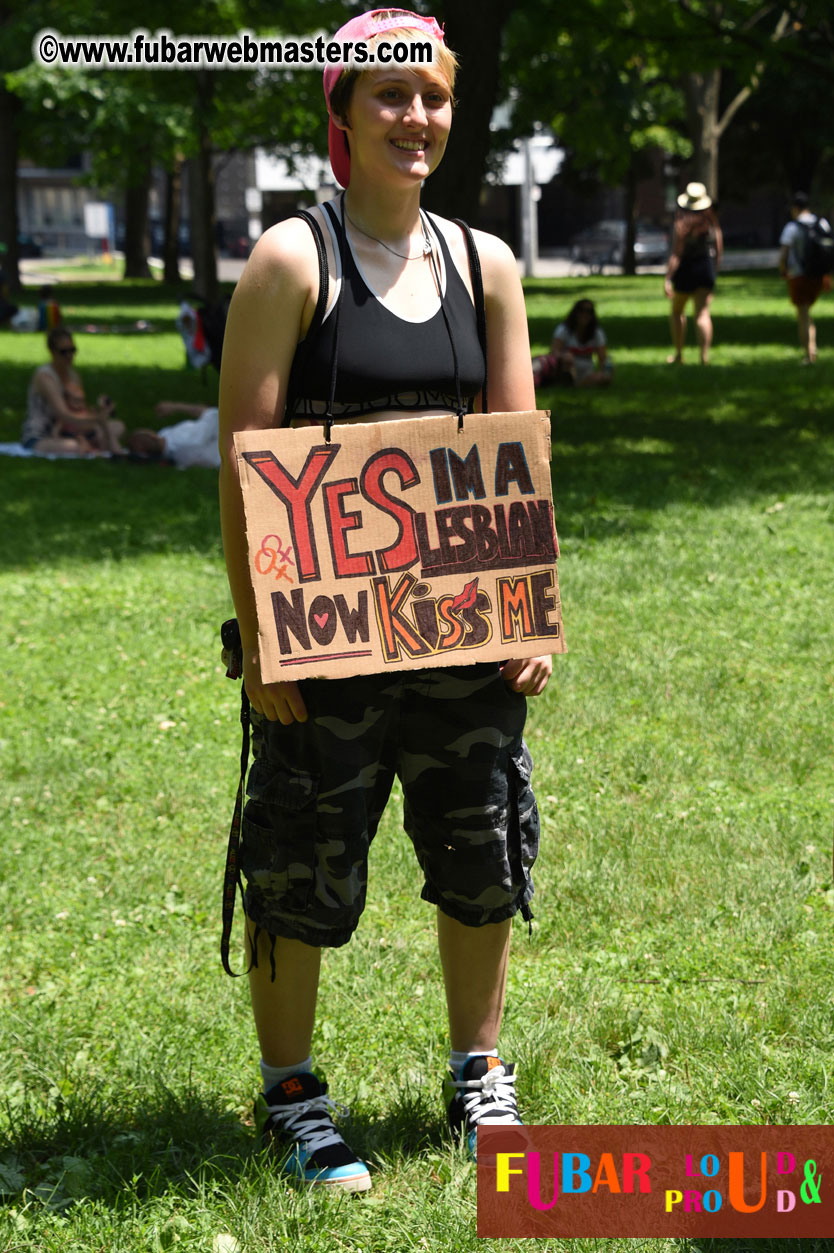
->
[323,8,446,188]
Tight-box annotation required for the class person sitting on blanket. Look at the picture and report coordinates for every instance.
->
[127,401,220,469]
[532,299,613,388]
[21,327,126,455]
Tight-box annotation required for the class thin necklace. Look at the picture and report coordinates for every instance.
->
[344,203,432,261]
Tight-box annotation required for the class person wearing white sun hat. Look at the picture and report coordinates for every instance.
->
[664,181,723,365]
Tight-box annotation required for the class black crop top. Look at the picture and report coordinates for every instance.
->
[287,197,486,421]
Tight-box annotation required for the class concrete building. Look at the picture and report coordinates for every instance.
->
[17,155,98,253]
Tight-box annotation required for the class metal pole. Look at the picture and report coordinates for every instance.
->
[520,137,538,278]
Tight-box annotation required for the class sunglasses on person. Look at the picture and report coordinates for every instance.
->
[57,346,77,357]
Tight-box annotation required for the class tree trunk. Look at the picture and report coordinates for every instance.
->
[162,156,183,285]
[623,157,638,275]
[682,68,721,200]
[0,84,21,292]
[123,159,152,279]
[188,71,218,302]
[421,0,514,228]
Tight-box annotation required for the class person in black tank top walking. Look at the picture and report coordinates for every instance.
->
[219,8,551,1190]
[664,182,723,365]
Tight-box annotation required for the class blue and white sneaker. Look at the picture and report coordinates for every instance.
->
[443,1055,524,1161]
[255,1072,371,1191]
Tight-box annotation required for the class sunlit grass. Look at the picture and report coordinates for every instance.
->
[1,276,832,1251]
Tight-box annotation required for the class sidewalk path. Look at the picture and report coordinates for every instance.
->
[21,248,781,287]
[521,249,780,278]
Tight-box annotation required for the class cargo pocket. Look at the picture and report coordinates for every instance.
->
[508,742,539,903]
[240,758,319,915]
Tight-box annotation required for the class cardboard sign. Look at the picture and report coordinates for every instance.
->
[234,411,566,683]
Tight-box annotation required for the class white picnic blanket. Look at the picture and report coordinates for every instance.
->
[0,442,96,459]
[0,442,43,457]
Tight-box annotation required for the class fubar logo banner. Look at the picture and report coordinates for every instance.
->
[477,1125,833,1238]
[235,411,565,683]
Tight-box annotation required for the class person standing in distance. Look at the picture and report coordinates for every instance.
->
[664,182,723,365]
[779,191,832,365]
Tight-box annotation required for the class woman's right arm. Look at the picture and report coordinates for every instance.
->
[218,220,318,724]
[155,401,207,420]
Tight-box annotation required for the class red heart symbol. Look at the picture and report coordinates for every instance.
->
[313,612,329,629]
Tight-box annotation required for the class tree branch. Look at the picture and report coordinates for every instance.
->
[715,8,792,136]
[715,83,753,136]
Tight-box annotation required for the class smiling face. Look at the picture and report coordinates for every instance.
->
[332,67,453,187]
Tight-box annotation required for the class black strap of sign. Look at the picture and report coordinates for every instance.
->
[220,678,254,978]
[453,218,489,414]
[425,216,466,431]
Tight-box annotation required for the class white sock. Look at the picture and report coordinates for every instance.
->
[450,1049,499,1077]
[260,1056,313,1093]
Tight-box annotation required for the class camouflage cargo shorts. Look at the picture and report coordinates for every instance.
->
[240,662,539,948]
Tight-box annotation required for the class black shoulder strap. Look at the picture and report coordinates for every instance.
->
[320,199,347,441]
[296,208,329,334]
[453,218,488,414]
[283,209,329,425]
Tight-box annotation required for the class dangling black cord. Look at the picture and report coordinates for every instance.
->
[220,646,255,978]
[324,287,343,446]
[423,210,466,432]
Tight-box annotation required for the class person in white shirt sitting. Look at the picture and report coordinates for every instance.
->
[127,401,220,469]
[532,299,613,388]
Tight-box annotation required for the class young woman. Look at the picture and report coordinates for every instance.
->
[532,298,613,388]
[21,327,125,455]
[219,8,551,1191]
[664,182,723,365]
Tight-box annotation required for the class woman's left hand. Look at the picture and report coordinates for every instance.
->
[500,655,552,696]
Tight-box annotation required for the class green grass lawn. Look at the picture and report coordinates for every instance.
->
[1,275,832,1252]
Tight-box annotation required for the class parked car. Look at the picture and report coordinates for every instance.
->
[569,220,668,269]
[225,235,252,259]
[17,234,43,258]
[147,222,192,257]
